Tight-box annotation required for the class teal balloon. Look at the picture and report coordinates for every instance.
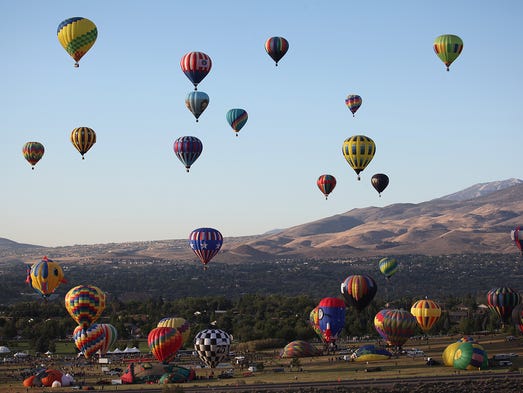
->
[379,257,398,279]
[226,108,248,136]
[185,91,209,122]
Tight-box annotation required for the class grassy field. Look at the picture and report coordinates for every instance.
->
[0,334,521,392]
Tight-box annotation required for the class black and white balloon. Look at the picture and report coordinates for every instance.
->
[193,328,232,368]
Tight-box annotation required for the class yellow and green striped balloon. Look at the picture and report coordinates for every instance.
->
[342,135,375,180]
[57,17,97,67]
[433,34,463,71]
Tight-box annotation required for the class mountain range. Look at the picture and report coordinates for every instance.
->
[1,178,522,263]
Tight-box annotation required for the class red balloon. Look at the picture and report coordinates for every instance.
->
[148,327,182,363]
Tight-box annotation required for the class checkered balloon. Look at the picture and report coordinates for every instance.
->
[193,328,232,368]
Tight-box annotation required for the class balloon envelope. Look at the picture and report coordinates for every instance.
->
[317,175,336,200]
[317,297,346,343]
[180,52,212,89]
[342,135,375,180]
[265,36,289,66]
[57,17,97,67]
[73,324,105,358]
[65,285,106,329]
[194,328,231,368]
[340,274,377,312]
[433,34,463,71]
[345,95,362,117]
[189,227,223,267]
[487,287,521,324]
[510,226,523,255]
[22,142,45,169]
[158,317,191,345]
[281,341,320,358]
[378,257,398,279]
[453,342,488,370]
[374,309,417,347]
[309,306,323,342]
[26,256,66,298]
[148,327,183,364]
[70,127,96,159]
[410,299,441,332]
[226,108,248,136]
[99,324,118,354]
[371,174,389,196]
[173,136,203,172]
[185,91,209,121]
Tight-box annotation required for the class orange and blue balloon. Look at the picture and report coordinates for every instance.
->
[26,256,66,299]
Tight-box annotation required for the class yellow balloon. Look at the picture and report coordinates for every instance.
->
[57,17,97,67]
[410,299,442,332]
[342,135,375,180]
[158,317,191,345]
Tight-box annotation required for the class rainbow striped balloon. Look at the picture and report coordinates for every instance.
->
[73,324,105,358]
[148,327,182,364]
[65,285,106,329]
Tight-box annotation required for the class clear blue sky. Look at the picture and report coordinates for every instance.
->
[1,1,522,247]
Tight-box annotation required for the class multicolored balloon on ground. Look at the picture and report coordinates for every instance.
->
[317,175,336,200]
[340,274,377,312]
[226,109,248,137]
[185,91,209,122]
[510,226,523,256]
[194,328,232,368]
[281,341,321,358]
[65,285,106,330]
[352,345,392,362]
[180,52,212,90]
[486,287,521,324]
[73,324,105,358]
[148,327,183,364]
[173,136,203,172]
[265,36,289,66]
[378,257,398,279]
[57,17,97,67]
[26,256,66,299]
[342,135,375,180]
[433,34,463,71]
[189,227,223,269]
[99,324,118,354]
[442,337,476,366]
[410,299,442,332]
[70,127,96,159]
[22,142,45,169]
[317,297,346,343]
[453,342,488,370]
[345,95,362,117]
[158,317,191,345]
[371,174,389,197]
[374,309,417,348]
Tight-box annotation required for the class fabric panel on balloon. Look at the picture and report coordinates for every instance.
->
[194,329,231,368]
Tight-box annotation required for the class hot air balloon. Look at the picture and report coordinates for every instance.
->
[378,257,398,279]
[345,95,362,117]
[57,17,97,67]
[99,324,118,355]
[70,127,96,159]
[512,303,523,334]
[185,91,209,122]
[342,135,375,180]
[340,274,377,312]
[180,52,212,90]
[317,297,346,344]
[453,342,488,370]
[22,142,45,169]
[281,341,321,358]
[26,256,66,299]
[189,227,223,269]
[374,309,417,348]
[158,317,191,346]
[73,324,105,358]
[148,327,183,364]
[65,285,106,330]
[410,299,442,332]
[265,36,289,66]
[371,173,389,197]
[433,34,463,71]
[194,328,232,368]
[317,175,336,200]
[442,337,476,366]
[510,227,523,256]
[309,306,323,342]
[226,109,248,137]
[352,345,392,362]
[173,136,203,172]
[486,287,521,324]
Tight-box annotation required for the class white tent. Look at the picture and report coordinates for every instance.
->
[123,346,140,353]
[0,346,10,354]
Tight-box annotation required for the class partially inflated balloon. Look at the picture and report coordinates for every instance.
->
[57,17,97,67]
[317,174,336,200]
[180,52,212,90]
[433,34,463,71]
[194,328,232,368]
[371,174,389,197]
[281,341,320,358]
[26,256,66,299]
[453,342,488,370]
[226,109,248,137]
[410,299,441,332]
[378,257,398,279]
[265,37,289,66]
[22,142,45,169]
[70,127,96,159]
[73,324,105,358]
[189,227,223,269]
[342,135,375,180]
[340,274,377,312]
[148,327,182,364]
[185,91,209,122]
[65,285,106,329]
[345,95,362,117]
[173,136,203,172]
[158,317,191,345]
